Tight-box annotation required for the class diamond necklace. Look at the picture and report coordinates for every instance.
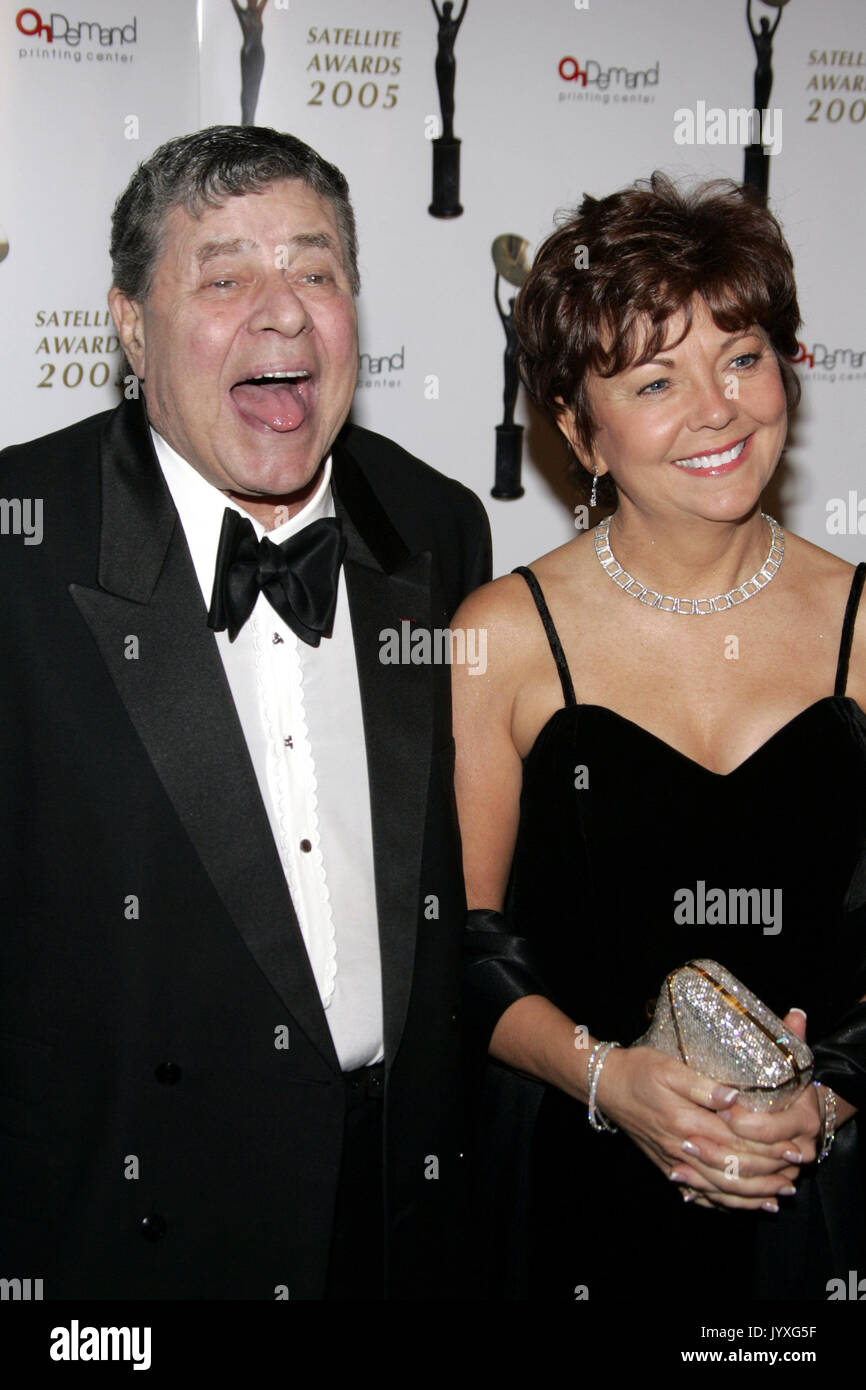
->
[594,513,785,615]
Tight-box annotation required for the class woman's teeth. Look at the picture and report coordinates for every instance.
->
[672,439,747,470]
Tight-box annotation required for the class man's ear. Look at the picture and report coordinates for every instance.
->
[108,287,147,381]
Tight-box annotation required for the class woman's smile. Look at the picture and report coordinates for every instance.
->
[670,434,753,475]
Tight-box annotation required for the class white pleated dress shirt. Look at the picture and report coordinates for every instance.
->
[153,428,384,1070]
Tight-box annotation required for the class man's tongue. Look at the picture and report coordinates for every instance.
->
[230,380,307,432]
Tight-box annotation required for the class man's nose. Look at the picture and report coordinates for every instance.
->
[246,273,312,336]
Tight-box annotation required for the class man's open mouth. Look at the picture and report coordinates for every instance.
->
[230,370,312,432]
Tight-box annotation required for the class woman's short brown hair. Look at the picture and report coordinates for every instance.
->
[514,172,802,506]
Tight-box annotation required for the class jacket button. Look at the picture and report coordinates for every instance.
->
[155,1062,182,1085]
[139,1213,167,1242]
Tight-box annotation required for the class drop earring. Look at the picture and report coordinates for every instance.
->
[589,467,599,509]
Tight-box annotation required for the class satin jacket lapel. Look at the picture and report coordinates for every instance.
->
[332,438,433,1063]
[69,400,339,1072]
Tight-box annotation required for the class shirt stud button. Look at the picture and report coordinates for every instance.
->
[300,838,312,853]
[155,1061,182,1085]
[139,1213,167,1242]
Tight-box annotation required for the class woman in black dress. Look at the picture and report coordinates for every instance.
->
[453,173,866,1300]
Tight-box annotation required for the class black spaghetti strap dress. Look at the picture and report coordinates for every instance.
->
[477,563,866,1301]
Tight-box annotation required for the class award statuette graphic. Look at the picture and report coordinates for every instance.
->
[491,234,531,500]
[744,0,789,201]
[232,0,268,127]
[429,1,468,218]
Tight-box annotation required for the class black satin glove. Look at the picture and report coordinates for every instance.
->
[813,1001,866,1113]
[463,908,546,1047]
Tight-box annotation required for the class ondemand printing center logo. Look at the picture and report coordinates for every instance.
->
[793,338,866,383]
[15,8,137,46]
[558,53,659,106]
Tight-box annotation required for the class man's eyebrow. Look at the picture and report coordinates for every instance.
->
[195,232,341,266]
[195,237,257,265]
[193,239,254,265]
[284,231,341,256]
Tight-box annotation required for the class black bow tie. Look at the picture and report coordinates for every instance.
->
[207,508,346,645]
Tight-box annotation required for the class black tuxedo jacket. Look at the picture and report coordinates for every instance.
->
[0,397,490,1299]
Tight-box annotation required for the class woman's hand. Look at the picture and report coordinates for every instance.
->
[678,1082,822,1208]
[663,1009,822,1211]
[597,1034,805,1211]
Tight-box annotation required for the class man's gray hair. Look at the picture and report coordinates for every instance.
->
[110,125,360,300]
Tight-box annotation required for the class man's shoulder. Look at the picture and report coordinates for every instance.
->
[337,422,485,524]
[1,407,114,484]
[0,409,113,570]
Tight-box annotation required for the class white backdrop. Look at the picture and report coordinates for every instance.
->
[3,0,865,571]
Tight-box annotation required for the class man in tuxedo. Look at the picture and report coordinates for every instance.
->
[0,125,490,1299]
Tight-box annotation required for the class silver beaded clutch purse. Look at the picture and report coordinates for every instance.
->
[633,959,813,1111]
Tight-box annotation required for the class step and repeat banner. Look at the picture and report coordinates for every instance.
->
[2,0,864,570]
